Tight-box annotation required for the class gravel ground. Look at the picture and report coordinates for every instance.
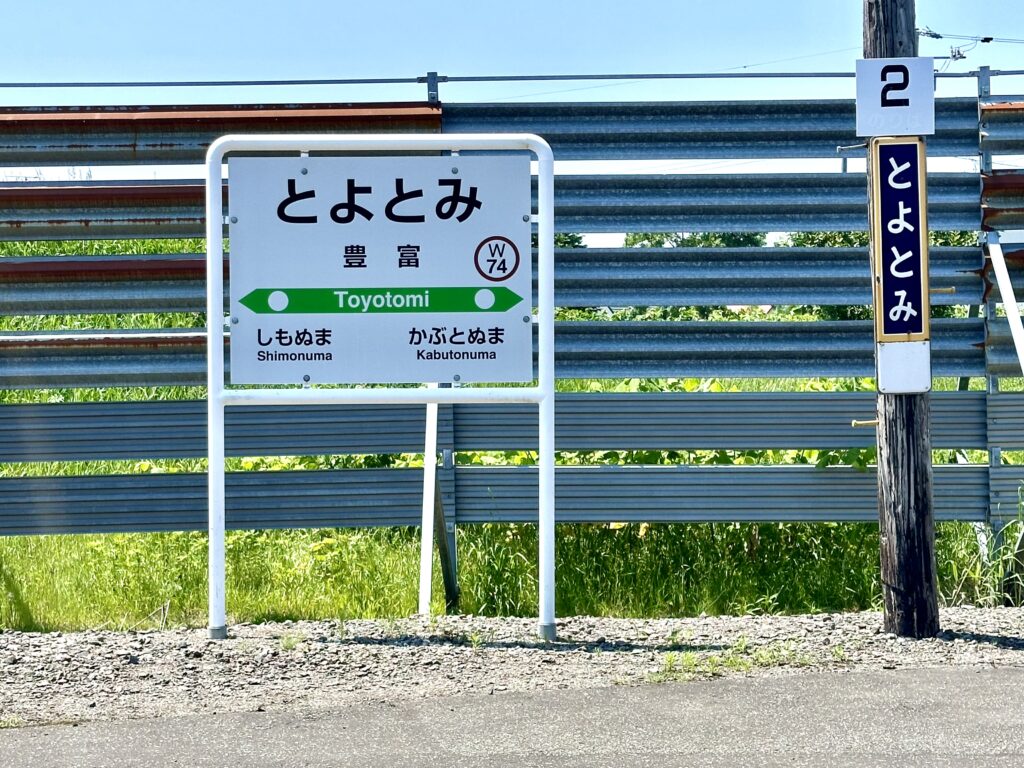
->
[1,607,1022,727]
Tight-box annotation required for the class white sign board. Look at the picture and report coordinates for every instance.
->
[228,155,533,384]
[877,340,931,394]
[856,57,935,137]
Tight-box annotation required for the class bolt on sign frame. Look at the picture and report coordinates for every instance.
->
[204,134,556,641]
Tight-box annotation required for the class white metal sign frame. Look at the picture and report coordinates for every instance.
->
[205,134,556,641]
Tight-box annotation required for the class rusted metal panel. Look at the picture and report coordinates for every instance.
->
[445,98,980,159]
[0,254,222,314]
[0,180,210,240]
[0,171,981,241]
[0,319,989,389]
[0,102,441,165]
[0,98,984,166]
[0,330,208,388]
[1,246,993,316]
[981,100,1024,112]
[980,100,1024,155]
[0,254,215,283]
[982,169,1024,231]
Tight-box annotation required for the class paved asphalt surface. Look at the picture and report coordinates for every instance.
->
[3,668,1022,767]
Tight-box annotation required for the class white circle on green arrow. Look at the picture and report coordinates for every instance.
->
[474,289,496,310]
[268,291,289,312]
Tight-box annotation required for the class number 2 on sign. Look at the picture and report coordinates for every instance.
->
[880,64,910,108]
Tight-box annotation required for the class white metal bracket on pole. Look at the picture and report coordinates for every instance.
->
[204,134,557,642]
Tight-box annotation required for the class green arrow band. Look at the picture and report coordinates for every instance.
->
[239,287,523,314]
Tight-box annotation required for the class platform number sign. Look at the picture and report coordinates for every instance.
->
[856,57,935,137]
[880,64,912,108]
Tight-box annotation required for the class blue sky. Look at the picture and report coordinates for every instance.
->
[2,1,1022,106]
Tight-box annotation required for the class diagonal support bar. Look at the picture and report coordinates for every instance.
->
[987,233,1024,377]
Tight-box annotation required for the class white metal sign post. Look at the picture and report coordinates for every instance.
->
[205,134,557,641]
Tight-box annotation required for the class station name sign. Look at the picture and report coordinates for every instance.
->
[869,136,931,394]
[870,136,930,343]
[227,155,533,385]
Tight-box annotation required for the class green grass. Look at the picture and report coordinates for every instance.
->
[1,519,1019,632]
[0,528,429,631]
[0,385,207,406]
[648,637,814,683]
[0,238,206,257]
[3,312,204,332]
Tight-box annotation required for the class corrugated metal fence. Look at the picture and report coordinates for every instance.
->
[1,82,1023,557]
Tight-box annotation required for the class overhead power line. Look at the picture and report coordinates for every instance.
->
[918,27,1024,44]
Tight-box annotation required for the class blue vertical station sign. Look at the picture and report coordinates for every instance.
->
[870,136,929,343]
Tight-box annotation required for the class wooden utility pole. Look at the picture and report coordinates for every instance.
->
[864,0,940,637]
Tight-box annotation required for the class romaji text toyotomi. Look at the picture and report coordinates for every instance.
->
[334,289,430,312]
